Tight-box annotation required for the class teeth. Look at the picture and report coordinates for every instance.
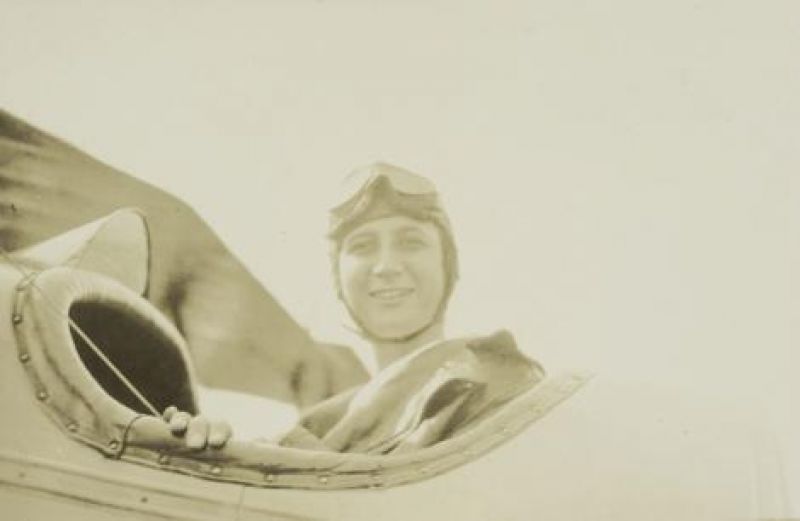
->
[371,288,412,299]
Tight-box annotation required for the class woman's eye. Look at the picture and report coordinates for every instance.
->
[346,240,375,255]
[399,237,426,249]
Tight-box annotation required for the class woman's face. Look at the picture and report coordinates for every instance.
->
[338,215,446,341]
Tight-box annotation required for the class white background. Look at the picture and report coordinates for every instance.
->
[2,0,798,509]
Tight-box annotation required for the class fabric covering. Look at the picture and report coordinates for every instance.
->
[281,331,544,453]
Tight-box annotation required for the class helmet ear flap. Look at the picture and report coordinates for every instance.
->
[430,221,459,320]
[329,241,345,302]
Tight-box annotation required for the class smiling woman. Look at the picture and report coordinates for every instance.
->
[276,163,544,453]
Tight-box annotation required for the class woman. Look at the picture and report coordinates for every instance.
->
[165,162,543,454]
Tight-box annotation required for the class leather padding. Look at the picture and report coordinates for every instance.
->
[12,267,199,455]
[121,371,589,489]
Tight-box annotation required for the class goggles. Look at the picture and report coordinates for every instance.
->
[331,163,438,214]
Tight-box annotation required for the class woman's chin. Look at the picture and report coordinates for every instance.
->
[370,327,419,342]
[366,318,441,344]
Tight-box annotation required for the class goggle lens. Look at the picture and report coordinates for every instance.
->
[333,163,437,209]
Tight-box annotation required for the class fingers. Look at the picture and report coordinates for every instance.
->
[207,420,233,449]
[162,408,232,450]
[162,405,178,422]
[168,411,192,435]
[185,416,210,450]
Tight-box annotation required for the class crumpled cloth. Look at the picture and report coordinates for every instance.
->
[278,330,544,454]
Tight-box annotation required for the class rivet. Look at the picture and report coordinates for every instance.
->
[67,423,78,432]
[36,390,48,401]
[265,473,275,483]
[318,475,329,485]
[210,465,222,475]
[12,314,23,325]
[140,496,149,504]
[19,353,30,363]
[108,440,119,450]
[158,454,170,465]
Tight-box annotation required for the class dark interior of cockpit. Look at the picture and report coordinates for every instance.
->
[69,300,198,416]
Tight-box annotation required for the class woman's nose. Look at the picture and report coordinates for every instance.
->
[371,246,402,278]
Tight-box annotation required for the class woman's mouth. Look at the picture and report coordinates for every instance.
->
[369,288,414,300]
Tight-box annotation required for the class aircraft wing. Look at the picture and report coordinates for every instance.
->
[0,109,355,406]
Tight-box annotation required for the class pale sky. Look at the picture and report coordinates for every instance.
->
[2,0,798,504]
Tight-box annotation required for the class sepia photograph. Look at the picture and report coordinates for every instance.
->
[1,1,798,519]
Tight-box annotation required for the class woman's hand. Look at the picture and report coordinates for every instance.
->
[162,406,233,449]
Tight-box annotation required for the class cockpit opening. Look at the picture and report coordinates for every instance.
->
[68,300,198,416]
